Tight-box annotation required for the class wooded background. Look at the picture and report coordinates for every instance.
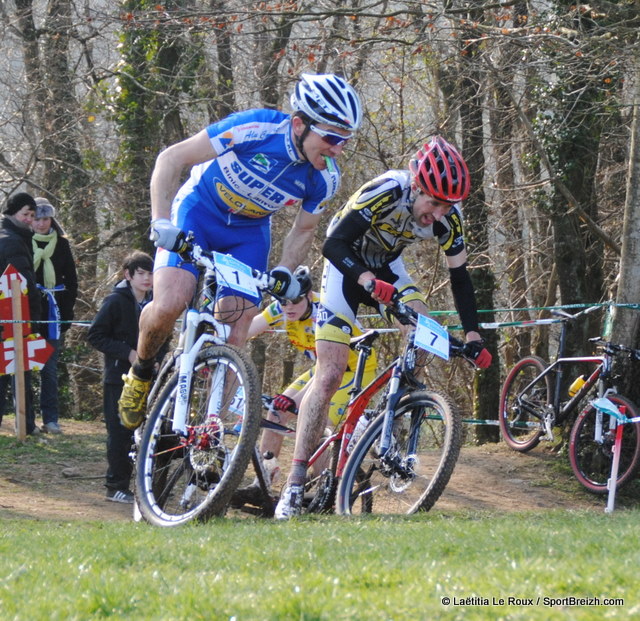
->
[2,1,639,436]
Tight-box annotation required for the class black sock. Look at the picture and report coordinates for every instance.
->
[132,359,154,381]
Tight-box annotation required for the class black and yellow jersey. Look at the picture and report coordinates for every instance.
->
[324,170,465,282]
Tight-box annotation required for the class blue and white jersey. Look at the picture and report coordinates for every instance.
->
[171,109,341,225]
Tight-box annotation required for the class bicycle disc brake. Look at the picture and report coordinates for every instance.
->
[186,416,227,487]
[380,449,416,484]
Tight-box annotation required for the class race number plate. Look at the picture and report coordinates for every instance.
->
[214,252,258,297]
[414,314,449,360]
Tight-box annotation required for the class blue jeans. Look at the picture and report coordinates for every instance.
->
[39,338,60,425]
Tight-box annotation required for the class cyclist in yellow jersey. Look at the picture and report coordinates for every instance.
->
[247,266,377,466]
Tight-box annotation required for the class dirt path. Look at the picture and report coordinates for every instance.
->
[0,417,610,522]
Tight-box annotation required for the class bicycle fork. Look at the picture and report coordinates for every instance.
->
[172,310,223,435]
[377,368,404,457]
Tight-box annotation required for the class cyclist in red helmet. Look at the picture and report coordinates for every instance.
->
[275,135,491,519]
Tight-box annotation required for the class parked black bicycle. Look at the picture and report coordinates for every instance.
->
[499,306,640,493]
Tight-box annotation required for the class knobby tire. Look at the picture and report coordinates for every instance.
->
[499,356,550,452]
[569,393,640,494]
[336,390,462,516]
[135,344,261,526]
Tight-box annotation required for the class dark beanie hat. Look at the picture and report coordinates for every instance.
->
[4,192,37,216]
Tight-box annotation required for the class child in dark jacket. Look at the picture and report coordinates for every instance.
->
[88,251,156,504]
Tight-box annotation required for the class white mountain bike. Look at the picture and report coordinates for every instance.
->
[134,235,278,527]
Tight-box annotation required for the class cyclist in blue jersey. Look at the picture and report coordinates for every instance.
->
[119,73,363,430]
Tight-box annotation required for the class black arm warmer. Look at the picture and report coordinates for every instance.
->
[322,210,372,283]
[449,263,480,334]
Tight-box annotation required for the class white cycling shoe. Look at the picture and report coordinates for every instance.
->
[274,484,304,520]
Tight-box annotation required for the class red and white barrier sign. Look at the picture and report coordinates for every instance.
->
[0,264,55,440]
[0,265,53,374]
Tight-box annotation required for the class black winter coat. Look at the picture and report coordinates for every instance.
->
[87,280,150,385]
[0,216,41,323]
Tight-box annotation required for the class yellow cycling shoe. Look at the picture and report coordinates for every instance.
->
[118,370,151,430]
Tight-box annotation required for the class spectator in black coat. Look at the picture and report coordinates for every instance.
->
[0,192,40,435]
[88,251,157,503]
[32,197,78,434]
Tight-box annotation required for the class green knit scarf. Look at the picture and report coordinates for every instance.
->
[33,230,58,289]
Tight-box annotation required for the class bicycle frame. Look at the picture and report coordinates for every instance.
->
[257,332,388,479]
[144,242,273,439]
[309,356,393,477]
[516,354,605,426]
[510,307,609,432]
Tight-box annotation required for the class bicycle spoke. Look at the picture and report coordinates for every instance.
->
[337,390,462,515]
[135,345,261,526]
[499,356,549,452]
[569,394,640,494]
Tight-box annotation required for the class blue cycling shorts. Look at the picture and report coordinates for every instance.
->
[154,194,271,304]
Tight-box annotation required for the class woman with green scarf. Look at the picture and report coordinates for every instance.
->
[32,198,78,434]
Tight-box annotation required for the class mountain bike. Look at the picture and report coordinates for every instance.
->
[499,306,640,492]
[569,342,640,494]
[233,300,474,517]
[335,299,474,516]
[134,235,278,527]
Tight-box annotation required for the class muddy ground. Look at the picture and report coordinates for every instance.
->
[1,416,624,522]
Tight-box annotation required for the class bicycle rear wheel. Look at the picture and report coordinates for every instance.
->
[569,393,640,494]
[499,356,550,452]
[336,390,462,516]
[135,344,261,526]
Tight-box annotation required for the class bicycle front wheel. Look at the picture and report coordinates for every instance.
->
[569,393,640,494]
[135,344,261,526]
[499,356,550,452]
[336,390,462,516]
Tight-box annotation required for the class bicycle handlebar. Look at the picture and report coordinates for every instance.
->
[589,337,640,360]
[380,295,476,365]
[178,232,282,297]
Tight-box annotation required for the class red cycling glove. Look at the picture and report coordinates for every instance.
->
[463,340,492,369]
[370,279,396,305]
[272,394,297,412]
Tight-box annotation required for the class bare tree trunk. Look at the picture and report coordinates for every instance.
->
[42,0,97,280]
[489,11,532,366]
[459,13,499,442]
[209,0,236,121]
[611,54,640,401]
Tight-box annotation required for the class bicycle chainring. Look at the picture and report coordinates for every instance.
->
[304,469,336,514]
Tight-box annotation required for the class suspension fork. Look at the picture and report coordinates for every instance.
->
[377,364,406,457]
[172,310,222,434]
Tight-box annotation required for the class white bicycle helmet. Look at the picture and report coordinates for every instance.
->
[290,73,363,131]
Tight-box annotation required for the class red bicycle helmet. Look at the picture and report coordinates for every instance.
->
[409,136,470,203]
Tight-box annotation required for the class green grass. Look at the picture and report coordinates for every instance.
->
[1,511,638,620]
[0,430,104,466]
[1,418,638,619]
